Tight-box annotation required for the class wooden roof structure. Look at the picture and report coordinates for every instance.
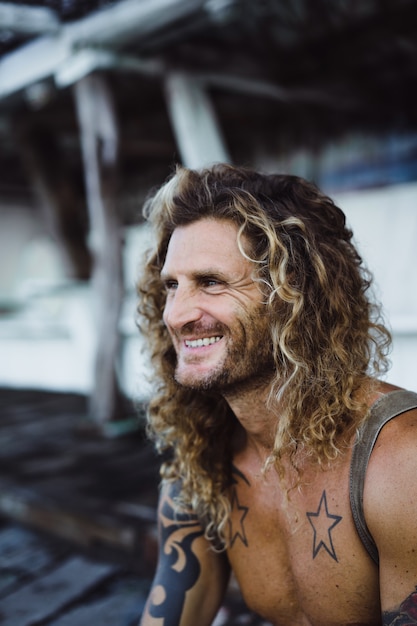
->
[1,0,417,203]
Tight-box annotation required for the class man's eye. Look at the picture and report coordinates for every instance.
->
[164,280,178,291]
[202,278,223,288]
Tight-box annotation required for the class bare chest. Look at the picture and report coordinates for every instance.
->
[226,462,381,626]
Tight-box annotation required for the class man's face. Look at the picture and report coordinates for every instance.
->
[161,218,274,393]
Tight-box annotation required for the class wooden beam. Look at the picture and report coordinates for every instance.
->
[0,0,353,111]
[0,36,69,101]
[55,48,163,89]
[0,0,210,101]
[55,46,355,110]
[71,0,208,49]
[164,71,231,168]
[73,74,124,424]
[0,2,59,35]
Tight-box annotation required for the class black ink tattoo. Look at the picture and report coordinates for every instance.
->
[148,495,204,622]
[228,465,250,548]
[231,464,250,487]
[306,490,342,562]
[383,587,417,625]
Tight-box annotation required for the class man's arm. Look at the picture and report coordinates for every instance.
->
[364,407,417,625]
[140,481,230,626]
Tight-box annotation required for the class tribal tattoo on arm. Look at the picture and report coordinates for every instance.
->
[148,491,205,624]
[382,588,417,625]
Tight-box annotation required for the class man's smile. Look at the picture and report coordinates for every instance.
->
[184,336,223,348]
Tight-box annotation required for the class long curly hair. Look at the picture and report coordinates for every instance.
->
[136,163,391,546]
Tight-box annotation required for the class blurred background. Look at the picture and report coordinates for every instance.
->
[1,0,417,418]
[0,1,416,623]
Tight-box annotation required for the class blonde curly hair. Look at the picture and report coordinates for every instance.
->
[136,163,391,547]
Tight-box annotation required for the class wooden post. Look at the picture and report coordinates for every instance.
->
[164,71,231,168]
[73,73,124,425]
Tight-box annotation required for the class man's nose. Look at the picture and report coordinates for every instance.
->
[163,286,203,330]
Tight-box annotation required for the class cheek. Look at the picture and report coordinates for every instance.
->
[161,298,171,327]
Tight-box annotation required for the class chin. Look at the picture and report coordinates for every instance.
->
[175,374,210,390]
[174,369,219,391]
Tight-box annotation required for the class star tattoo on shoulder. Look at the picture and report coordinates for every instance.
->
[228,465,250,548]
[306,490,342,562]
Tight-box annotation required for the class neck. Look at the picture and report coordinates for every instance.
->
[224,378,280,457]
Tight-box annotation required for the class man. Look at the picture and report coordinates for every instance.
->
[137,163,417,626]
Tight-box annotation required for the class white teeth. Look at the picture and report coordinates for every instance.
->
[185,336,221,348]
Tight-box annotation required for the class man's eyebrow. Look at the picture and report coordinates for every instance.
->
[193,269,227,279]
[160,268,229,280]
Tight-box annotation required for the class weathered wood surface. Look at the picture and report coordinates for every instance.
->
[0,388,270,625]
[0,554,118,625]
[73,73,124,425]
[0,389,159,565]
[164,71,231,168]
[0,522,149,626]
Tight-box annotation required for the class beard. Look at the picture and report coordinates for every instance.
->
[173,304,275,395]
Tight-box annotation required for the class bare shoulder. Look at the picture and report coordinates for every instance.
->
[364,386,417,614]
[365,384,417,498]
[366,402,417,490]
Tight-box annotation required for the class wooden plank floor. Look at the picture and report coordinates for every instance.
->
[0,389,271,625]
[0,520,153,626]
[0,389,160,568]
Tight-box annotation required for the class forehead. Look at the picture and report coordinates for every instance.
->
[162,218,250,275]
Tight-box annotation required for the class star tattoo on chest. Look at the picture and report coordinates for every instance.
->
[306,490,342,562]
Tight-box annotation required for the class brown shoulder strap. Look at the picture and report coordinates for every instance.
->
[349,389,417,565]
